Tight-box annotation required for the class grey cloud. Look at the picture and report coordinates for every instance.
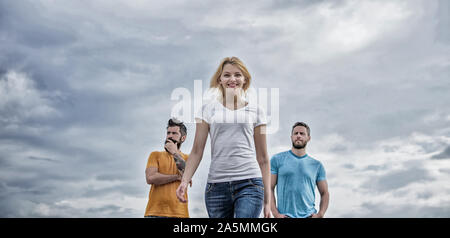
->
[264,0,329,11]
[415,138,449,155]
[27,156,60,163]
[351,202,450,218]
[0,194,97,217]
[417,191,433,200]
[436,0,450,44]
[431,146,450,160]
[1,162,79,194]
[1,0,449,218]
[0,196,37,218]
[86,205,122,215]
[439,168,450,174]
[329,144,348,152]
[364,164,389,172]
[95,173,132,182]
[9,19,77,49]
[0,0,262,218]
[342,163,355,169]
[0,1,75,48]
[263,2,450,147]
[82,184,144,199]
[363,167,434,192]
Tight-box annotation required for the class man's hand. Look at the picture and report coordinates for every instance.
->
[164,139,178,155]
[274,213,288,218]
[166,140,186,173]
[310,212,324,218]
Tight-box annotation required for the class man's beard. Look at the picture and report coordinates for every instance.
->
[292,140,307,149]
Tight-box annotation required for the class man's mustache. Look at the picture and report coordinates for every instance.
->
[166,138,178,144]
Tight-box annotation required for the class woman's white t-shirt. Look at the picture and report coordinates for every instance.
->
[195,99,267,183]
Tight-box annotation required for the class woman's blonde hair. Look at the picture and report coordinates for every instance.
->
[209,57,252,98]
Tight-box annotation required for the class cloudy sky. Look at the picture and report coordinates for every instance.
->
[1,0,449,217]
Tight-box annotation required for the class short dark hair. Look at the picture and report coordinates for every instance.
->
[167,118,187,137]
[292,122,310,136]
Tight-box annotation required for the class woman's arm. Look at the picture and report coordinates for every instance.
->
[176,119,209,203]
[254,125,272,218]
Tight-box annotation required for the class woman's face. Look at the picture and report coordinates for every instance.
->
[219,63,245,93]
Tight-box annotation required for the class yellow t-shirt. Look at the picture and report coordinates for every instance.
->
[144,151,189,218]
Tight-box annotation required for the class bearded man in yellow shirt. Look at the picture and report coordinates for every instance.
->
[144,118,191,218]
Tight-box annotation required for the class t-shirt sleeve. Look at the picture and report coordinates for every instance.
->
[182,153,189,161]
[195,103,211,124]
[316,162,326,182]
[254,105,267,128]
[146,152,158,169]
[270,156,279,175]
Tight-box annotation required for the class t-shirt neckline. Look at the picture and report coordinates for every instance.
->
[289,150,308,159]
[217,100,249,111]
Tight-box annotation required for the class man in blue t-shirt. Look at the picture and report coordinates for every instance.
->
[270,122,329,218]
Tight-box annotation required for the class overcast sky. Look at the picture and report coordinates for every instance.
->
[1,0,449,217]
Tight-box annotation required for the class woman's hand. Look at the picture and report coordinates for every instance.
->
[263,203,272,218]
[176,181,189,203]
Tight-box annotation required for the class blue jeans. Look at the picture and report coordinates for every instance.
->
[205,178,264,218]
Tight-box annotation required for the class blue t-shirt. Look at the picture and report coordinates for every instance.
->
[270,150,326,218]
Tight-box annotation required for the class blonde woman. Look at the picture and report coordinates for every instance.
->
[176,57,271,218]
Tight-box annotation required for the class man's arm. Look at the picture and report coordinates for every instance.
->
[172,152,186,173]
[270,173,287,218]
[172,152,193,187]
[311,180,329,218]
[146,167,181,186]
